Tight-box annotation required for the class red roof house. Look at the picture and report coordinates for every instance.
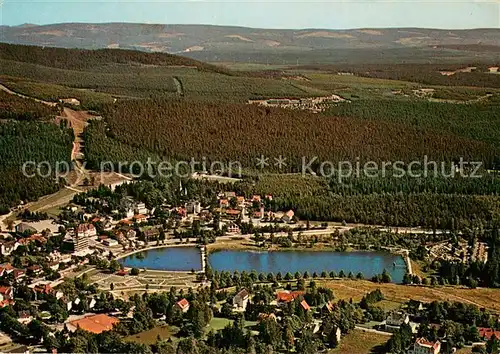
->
[300,300,311,311]
[175,298,190,313]
[276,291,304,303]
[0,286,13,300]
[479,328,500,341]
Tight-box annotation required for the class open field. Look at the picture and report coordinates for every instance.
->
[125,325,176,345]
[22,187,78,214]
[319,280,500,313]
[329,329,387,353]
[299,72,419,100]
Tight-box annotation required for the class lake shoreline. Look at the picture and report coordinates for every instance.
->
[119,244,406,283]
[209,249,406,283]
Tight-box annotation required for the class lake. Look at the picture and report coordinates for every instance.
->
[119,247,202,271]
[119,247,406,283]
[209,250,406,283]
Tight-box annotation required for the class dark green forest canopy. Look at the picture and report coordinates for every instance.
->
[234,175,500,228]
[0,42,230,74]
[0,90,60,120]
[0,121,73,213]
[327,98,500,148]
[96,98,498,171]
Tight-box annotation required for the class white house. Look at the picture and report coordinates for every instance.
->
[76,223,97,238]
[381,311,410,333]
[135,203,149,215]
[232,289,249,311]
[0,240,19,256]
[227,222,240,234]
[185,201,202,214]
[408,338,441,354]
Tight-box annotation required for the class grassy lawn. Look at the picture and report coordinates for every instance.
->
[27,187,78,213]
[208,317,233,331]
[329,329,388,353]
[318,279,500,313]
[125,325,176,345]
[208,317,259,332]
[455,348,473,354]
[376,299,403,312]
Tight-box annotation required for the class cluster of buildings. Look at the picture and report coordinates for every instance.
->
[247,94,347,113]
[58,98,81,106]
[216,192,294,226]
[428,240,489,264]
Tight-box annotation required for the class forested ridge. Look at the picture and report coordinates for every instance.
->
[298,63,500,88]
[97,98,498,171]
[0,59,317,104]
[235,174,500,228]
[0,121,73,213]
[245,174,500,198]
[327,98,500,148]
[271,193,500,229]
[83,120,160,171]
[0,43,230,74]
[0,90,60,121]
[0,76,116,110]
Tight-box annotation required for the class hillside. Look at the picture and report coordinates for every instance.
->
[0,42,229,73]
[89,98,498,170]
[0,43,327,105]
[1,23,500,64]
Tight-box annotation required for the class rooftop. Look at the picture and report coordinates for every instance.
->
[69,314,119,334]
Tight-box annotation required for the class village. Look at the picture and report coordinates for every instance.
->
[0,181,498,353]
[247,95,348,113]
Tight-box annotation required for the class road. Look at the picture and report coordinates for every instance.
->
[0,83,57,107]
[0,83,94,218]
[354,326,393,336]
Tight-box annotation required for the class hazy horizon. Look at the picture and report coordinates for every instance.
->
[1,0,499,30]
[3,21,500,32]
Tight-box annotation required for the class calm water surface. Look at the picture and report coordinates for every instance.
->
[209,250,406,283]
[119,247,406,282]
[119,247,202,271]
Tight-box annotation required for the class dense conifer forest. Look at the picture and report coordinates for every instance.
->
[96,98,498,171]
[236,175,500,228]
[0,43,230,74]
[0,121,73,213]
[83,120,160,171]
[327,97,500,148]
[0,90,60,120]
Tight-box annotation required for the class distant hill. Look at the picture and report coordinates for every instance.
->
[0,42,229,74]
[1,23,499,64]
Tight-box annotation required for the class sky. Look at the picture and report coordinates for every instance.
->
[1,0,499,29]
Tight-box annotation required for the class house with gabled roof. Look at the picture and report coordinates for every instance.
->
[233,289,249,310]
[276,290,304,304]
[0,240,19,256]
[408,338,441,354]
